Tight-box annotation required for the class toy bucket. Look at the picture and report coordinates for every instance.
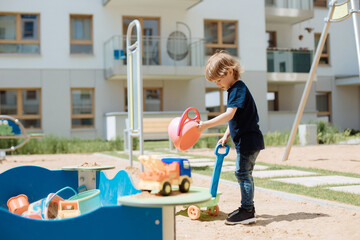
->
[22,186,77,219]
[7,194,29,215]
[168,107,201,151]
[68,189,101,214]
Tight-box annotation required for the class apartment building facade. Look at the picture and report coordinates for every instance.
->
[0,0,359,140]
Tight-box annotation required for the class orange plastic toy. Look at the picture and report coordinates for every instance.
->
[57,200,81,219]
[138,155,193,196]
[168,107,201,151]
[7,194,29,215]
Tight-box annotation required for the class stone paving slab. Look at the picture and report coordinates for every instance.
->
[190,161,235,167]
[187,158,215,163]
[220,165,269,172]
[253,169,315,178]
[326,185,360,194]
[273,175,360,187]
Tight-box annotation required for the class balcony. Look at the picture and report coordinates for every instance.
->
[104,35,205,80]
[103,0,202,10]
[265,0,314,24]
[267,48,313,83]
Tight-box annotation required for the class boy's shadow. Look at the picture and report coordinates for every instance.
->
[255,212,329,226]
[176,209,329,225]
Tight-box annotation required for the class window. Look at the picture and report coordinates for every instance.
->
[267,91,279,111]
[315,33,330,65]
[206,88,227,119]
[70,15,93,54]
[144,88,162,111]
[124,88,163,112]
[266,31,277,48]
[204,19,238,56]
[71,88,94,128]
[0,13,40,54]
[0,89,41,128]
[314,0,327,7]
[316,92,331,122]
[123,16,160,65]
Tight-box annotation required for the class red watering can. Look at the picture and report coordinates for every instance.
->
[168,107,201,151]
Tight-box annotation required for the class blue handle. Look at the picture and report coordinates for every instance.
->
[210,144,230,197]
[45,186,77,207]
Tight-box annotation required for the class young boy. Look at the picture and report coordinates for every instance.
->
[198,50,264,225]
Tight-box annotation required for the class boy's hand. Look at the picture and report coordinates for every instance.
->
[197,120,206,132]
[217,136,228,147]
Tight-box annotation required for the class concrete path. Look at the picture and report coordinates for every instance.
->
[146,150,360,195]
[273,175,360,187]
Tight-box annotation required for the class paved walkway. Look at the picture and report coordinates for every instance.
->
[145,150,360,195]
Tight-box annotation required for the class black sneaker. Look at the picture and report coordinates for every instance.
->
[227,207,256,217]
[225,207,256,225]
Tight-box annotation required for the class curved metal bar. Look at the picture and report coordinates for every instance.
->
[0,115,30,152]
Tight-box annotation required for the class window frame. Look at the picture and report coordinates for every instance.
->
[124,87,163,112]
[69,14,93,55]
[0,12,41,54]
[0,88,42,129]
[71,88,95,129]
[206,88,226,118]
[316,91,331,122]
[314,0,327,8]
[315,32,330,65]
[143,87,163,112]
[267,91,279,111]
[266,31,277,48]
[204,19,238,56]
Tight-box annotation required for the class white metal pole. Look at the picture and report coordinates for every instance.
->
[350,0,360,74]
[282,1,337,162]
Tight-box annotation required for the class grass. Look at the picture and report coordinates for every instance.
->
[101,147,360,207]
[184,153,360,207]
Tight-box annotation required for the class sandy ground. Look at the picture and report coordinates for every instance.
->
[1,144,360,240]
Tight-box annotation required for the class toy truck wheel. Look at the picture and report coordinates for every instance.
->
[179,178,190,193]
[187,205,201,220]
[207,205,219,216]
[160,182,172,196]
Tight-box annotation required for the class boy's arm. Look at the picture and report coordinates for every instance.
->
[218,126,230,146]
[198,107,237,132]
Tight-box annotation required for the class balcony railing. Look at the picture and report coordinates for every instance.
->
[267,49,313,73]
[104,35,205,79]
[265,0,313,10]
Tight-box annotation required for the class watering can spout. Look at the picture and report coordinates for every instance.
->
[168,107,201,151]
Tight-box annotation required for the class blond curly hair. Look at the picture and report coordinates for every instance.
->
[205,50,244,82]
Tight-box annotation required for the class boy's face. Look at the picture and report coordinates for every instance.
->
[213,69,237,90]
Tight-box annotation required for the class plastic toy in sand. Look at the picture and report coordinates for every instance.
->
[138,155,193,196]
[185,144,230,220]
[7,194,29,215]
[57,200,81,219]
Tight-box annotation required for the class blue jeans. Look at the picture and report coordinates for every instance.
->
[235,150,260,210]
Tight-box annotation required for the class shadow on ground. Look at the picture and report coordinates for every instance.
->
[255,212,329,226]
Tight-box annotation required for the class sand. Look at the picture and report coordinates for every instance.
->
[1,144,360,240]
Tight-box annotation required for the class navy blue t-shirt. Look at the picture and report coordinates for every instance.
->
[227,80,265,152]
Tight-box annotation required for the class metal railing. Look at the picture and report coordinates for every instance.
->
[265,0,313,10]
[104,35,205,78]
[267,49,313,73]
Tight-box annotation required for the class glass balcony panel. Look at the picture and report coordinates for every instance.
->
[266,0,313,10]
[104,35,205,78]
[267,49,313,73]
